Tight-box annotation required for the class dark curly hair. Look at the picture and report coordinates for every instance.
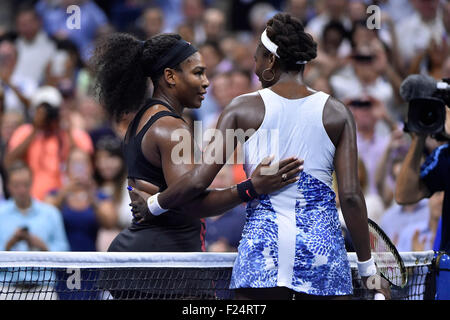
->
[90,33,183,121]
[264,13,317,73]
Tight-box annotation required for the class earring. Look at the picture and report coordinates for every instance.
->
[262,68,275,82]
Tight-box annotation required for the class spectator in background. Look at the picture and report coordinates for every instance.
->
[249,2,277,37]
[202,8,227,43]
[0,161,69,252]
[409,38,449,80]
[443,56,450,79]
[203,72,233,129]
[310,20,348,79]
[45,148,117,251]
[14,4,57,85]
[330,41,402,120]
[198,40,232,79]
[153,0,183,33]
[93,136,128,251]
[218,33,239,63]
[5,86,93,200]
[349,19,380,48]
[44,39,88,96]
[0,161,69,299]
[346,97,396,196]
[397,191,443,252]
[306,0,351,42]
[395,0,445,70]
[230,41,257,75]
[380,195,430,249]
[176,22,196,44]
[374,0,415,24]
[35,0,110,62]
[283,0,310,26]
[132,5,165,40]
[375,128,409,208]
[0,79,3,114]
[229,69,254,99]
[0,110,24,198]
[71,95,116,147]
[348,0,368,24]
[0,38,37,118]
[195,41,231,124]
[181,0,206,44]
[444,0,450,42]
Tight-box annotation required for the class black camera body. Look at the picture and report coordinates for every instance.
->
[405,78,450,136]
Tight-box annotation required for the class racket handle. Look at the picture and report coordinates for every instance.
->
[374,293,386,300]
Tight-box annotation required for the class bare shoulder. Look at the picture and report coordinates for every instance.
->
[140,111,191,165]
[219,92,265,131]
[324,96,352,122]
[323,96,355,147]
[150,113,191,140]
[224,92,262,114]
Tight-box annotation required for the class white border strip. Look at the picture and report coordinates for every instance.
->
[0,251,435,269]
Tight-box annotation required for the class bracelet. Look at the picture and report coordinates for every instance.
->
[147,193,167,216]
[357,256,377,277]
[236,179,259,202]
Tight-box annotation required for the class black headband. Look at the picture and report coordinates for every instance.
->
[145,39,198,78]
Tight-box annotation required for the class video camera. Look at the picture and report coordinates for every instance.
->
[400,75,450,137]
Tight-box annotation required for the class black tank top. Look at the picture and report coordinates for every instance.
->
[123,99,204,245]
[125,98,183,188]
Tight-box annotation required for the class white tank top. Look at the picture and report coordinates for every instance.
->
[233,88,348,292]
[243,88,335,188]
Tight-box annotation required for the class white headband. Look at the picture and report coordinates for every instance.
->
[260,29,307,65]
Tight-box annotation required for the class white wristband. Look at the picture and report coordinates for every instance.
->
[147,193,167,216]
[357,256,377,277]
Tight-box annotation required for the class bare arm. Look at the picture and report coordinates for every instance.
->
[94,199,119,229]
[154,95,296,210]
[374,129,404,207]
[4,128,37,168]
[324,98,371,262]
[6,229,48,251]
[395,134,431,204]
[155,100,240,209]
[130,97,303,219]
[4,107,48,167]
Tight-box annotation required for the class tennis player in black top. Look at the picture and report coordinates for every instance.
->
[91,33,302,254]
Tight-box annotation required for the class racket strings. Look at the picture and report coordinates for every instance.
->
[368,224,405,287]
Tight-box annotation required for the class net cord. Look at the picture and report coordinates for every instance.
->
[0,251,435,269]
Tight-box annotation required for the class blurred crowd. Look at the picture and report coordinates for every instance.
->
[0,0,448,254]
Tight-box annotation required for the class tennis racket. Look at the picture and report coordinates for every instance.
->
[368,218,408,291]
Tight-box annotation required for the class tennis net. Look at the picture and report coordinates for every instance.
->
[0,251,436,300]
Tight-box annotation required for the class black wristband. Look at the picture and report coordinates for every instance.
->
[236,179,259,202]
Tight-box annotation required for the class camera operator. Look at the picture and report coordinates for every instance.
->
[4,86,93,200]
[395,98,450,252]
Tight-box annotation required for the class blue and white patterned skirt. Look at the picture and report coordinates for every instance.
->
[230,171,353,296]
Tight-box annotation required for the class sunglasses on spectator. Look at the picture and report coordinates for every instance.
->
[351,54,375,63]
[348,100,372,108]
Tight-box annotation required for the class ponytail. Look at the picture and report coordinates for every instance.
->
[91,33,147,121]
